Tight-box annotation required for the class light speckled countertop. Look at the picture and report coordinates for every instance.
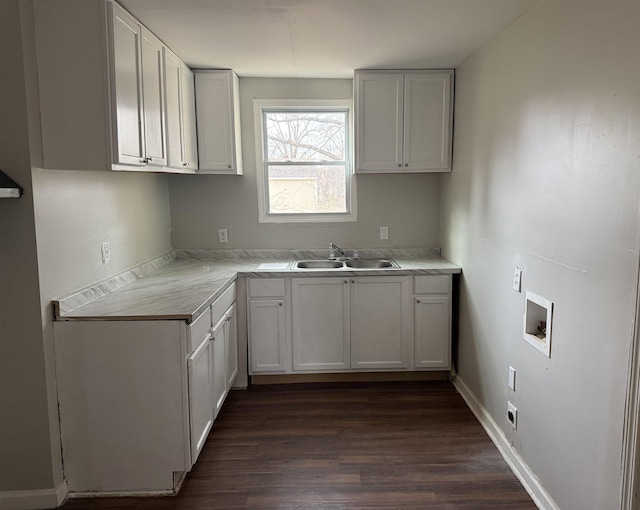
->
[54,250,460,323]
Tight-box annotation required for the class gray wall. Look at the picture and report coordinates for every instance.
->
[0,0,173,499]
[0,0,56,492]
[440,1,640,508]
[169,77,441,251]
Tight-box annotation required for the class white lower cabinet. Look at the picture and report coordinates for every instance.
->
[291,278,351,371]
[250,275,452,376]
[187,332,214,464]
[248,279,289,373]
[413,275,452,369]
[53,283,238,494]
[350,277,411,370]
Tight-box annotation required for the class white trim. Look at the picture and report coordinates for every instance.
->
[0,480,68,510]
[620,236,640,509]
[253,98,357,224]
[453,376,560,510]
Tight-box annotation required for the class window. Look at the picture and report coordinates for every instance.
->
[254,99,356,223]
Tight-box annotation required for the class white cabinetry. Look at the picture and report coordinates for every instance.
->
[291,278,350,371]
[290,276,411,372]
[52,282,238,494]
[350,277,411,370]
[247,279,288,373]
[413,275,452,369]
[354,70,453,173]
[187,330,214,464]
[194,70,243,174]
[164,49,198,171]
[32,0,196,173]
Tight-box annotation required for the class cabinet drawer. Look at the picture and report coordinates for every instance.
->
[211,283,236,323]
[248,278,285,298]
[188,310,212,353]
[414,275,451,295]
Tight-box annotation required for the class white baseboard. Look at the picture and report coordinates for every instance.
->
[0,479,68,510]
[453,376,561,510]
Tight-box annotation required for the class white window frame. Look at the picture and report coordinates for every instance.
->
[254,99,357,224]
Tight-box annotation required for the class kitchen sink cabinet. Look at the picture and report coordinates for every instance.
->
[291,278,351,371]
[194,70,244,174]
[413,275,452,369]
[290,276,411,372]
[248,279,289,373]
[350,277,411,370]
[354,70,454,173]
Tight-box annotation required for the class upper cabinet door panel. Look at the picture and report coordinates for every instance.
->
[140,28,167,167]
[164,48,185,169]
[404,72,453,171]
[195,71,242,174]
[355,72,404,172]
[180,64,199,170]
[111,4,144,166]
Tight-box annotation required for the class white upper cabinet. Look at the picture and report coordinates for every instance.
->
[194,70,243,175]
[354,70,454,173]
[164,48,198,171]
[33,0,197,173]
[138,26,167,167]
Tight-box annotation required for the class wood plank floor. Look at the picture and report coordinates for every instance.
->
[61,381,537,509]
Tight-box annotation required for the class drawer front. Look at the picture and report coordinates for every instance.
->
[414,275,451,295]
[188,310,212,353]
[211,283,236,323]
[248,278,285,298]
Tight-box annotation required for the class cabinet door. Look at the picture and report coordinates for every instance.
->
[187,333,214,464]
[140,27,167,167]
[163,48,185,169]
[355,72,404,173]
[110,4,144,166]
[403,72,453,171]
[249,299,287,373]
[414,296,451,369]
[291,278,350,371]
[225,303,239,389]
[181,64,199,169]
[195,71,240,173]
[211,315,227,417]
[351,277,411,370]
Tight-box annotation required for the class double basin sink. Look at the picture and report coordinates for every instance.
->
[294,259,399,269]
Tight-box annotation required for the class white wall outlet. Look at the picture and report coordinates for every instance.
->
[380,226,389,240]
[507,401,518,429]
[508,366,516,391]
[101,241,111,264]
[513,267,522,292]
[218,228,229,243]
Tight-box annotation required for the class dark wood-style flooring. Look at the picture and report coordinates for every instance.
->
[61,381,537,509]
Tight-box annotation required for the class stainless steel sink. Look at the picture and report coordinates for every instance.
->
[344,259,398,268]
[295,260,345,269]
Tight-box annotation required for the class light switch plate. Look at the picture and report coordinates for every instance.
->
[380,226,389,240]
[508,366,516,391]
[513,267,522,292]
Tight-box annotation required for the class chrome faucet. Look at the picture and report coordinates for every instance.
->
[329,242,346,260]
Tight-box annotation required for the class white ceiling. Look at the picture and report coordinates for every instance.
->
[119,0,539,78]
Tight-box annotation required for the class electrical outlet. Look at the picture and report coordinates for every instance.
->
[513,267,522,292]
[380,226,389,240]
[508,366,516,391]
[101,241,111,264]
[218,228,228,243]
[507,401,518,429]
